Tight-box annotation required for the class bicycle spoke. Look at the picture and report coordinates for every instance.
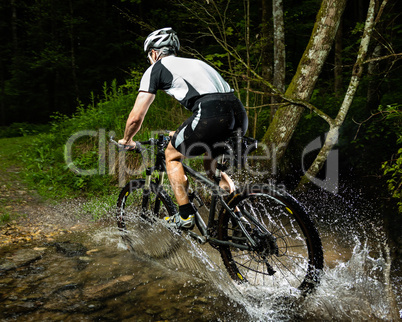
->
[218,184,323,292]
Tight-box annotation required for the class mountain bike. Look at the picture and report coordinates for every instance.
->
[110,133,323,294]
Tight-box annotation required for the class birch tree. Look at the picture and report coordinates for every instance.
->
[271,0,285,115]
[172,0,395,191]
[261,0,347,163]
[297,0,388,190]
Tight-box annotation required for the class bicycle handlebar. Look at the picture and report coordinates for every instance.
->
[109,137,143,152]
[109,133,171,153]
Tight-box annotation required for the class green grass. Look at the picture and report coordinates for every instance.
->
[0,136,32,223]
[3,79,190,214]
[0,212,10,223]
[0,136,30,170]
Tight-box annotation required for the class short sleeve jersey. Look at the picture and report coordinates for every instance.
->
[138,56,232,110]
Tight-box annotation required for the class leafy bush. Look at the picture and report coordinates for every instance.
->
[380,104,402,213]
[382,147,402,213]
[21,74,190,200]
[0,123,51,138]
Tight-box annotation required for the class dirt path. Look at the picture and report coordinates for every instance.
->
[0,137,90,247]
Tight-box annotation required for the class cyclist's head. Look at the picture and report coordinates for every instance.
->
[144,27,180,57]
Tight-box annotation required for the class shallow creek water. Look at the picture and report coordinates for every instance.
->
[0,188,401,321]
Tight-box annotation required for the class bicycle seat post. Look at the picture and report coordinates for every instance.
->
[145,168,152,190]
[214,155,224,185]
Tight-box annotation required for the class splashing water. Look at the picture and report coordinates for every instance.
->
[91,181,400,321]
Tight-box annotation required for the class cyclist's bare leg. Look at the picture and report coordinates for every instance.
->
[165,142,189,206]
[203,154,235,193]
[203,154,243,217]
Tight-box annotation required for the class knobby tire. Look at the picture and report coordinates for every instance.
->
[217,183,323,293]
[116,179,176,231]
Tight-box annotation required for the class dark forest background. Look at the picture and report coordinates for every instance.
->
[0,0,401,213]
[1,0,400,125]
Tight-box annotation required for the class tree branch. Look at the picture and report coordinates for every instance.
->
[363,52,402,64]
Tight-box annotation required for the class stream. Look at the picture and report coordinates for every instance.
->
[0,184,401,321]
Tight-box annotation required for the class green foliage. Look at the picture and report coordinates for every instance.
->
[0,123,51,138]
[350,103,401,168]
[380,104,402,213]
[205,53,228,68]
[382,147,402,213]
[0,212,10,223]
[82,194,119,221]
[21,75,189,200]
[0,0,146,125]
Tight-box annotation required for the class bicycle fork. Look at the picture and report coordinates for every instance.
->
[141,167,166,218]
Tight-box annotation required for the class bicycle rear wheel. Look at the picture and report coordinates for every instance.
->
[218,184,323,293]
[116,179,176,231]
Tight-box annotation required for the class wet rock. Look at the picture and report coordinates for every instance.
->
[83,275,136,300]
[159,307,177,319]
[81,301,104,313]
[53,241,88,257]
[53,283,80,294]
[0,248,45,272]
[0,260,15,271]
[145,308,159,315]
[156,288,167,294]
[192,296,209,304]
[75,258,90,271]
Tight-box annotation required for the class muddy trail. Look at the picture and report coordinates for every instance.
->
[1,139,401,321]
[0,145,250,321]
[0,229,251,321]
[0,149,91,247]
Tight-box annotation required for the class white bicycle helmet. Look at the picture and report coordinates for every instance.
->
[144,27,180,53]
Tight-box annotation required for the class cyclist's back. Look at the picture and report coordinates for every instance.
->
[139,55,247,157]
[140,56,232,110]
[119,27,248,229]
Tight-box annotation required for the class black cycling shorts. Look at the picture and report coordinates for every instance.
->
[171,93,248,157]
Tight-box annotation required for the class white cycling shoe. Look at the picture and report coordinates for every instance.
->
[164,213,195,230]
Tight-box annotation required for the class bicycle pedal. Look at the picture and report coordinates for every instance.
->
[187,231,207,244]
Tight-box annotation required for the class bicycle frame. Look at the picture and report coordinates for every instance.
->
[136,134,254,250]
[112,135,323,292]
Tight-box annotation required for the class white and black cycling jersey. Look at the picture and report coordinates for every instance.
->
[139,56,232,110]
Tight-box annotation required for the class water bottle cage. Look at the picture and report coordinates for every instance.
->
[216,162,229,172]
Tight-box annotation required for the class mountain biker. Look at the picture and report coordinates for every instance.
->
[118,27,248,230]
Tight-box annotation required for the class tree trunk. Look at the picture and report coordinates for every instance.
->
[262,0,347,165]
[297,0,379,192]
[0,60,4,126]
[261,0,273,119]
[11,0,18,56]
[68,0,80,103]
[366,43,382,110]
[334,19,343,97]
[245,0,251,123]
[271,0,285,116]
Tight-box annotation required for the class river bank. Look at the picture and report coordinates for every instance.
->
[0,137,92,247]
[1,136,401,320]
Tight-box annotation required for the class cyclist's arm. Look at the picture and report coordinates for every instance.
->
[119,91,155,146]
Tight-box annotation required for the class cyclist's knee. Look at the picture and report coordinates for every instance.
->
[220,172,235,193]
[165,142,185,162]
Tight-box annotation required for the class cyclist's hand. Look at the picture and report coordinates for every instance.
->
[118,138,136,150]
[168,130,175,137]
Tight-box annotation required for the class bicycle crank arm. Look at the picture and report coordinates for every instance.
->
[262,256,276,276]
[208,238,250,250]
[185,232,250,251]
[186,231,207,244]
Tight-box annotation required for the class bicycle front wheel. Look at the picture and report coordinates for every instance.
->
[116,179,176,231]
[218,184,323,293]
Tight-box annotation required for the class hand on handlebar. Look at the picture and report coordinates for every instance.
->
[117,138,142,152]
